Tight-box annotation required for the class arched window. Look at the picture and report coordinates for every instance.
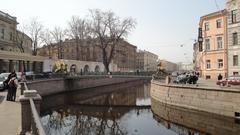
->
[95,65,100,72]
[84,65,89,73]
[70,64,77,73]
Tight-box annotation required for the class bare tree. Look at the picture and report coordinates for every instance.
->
[51,26,65,59]
[40,28,53,58]
[15,24,33,72]
[16,24,27,53]
[89,9,136,72]
[26,18,43,56]
[67,16,92,60]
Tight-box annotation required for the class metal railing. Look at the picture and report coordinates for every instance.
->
[20,82,46,135]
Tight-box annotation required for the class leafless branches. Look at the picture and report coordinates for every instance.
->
[67,16,92,60]
[89,9,136,72]
[25,18,44,55]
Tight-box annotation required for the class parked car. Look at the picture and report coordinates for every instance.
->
[0,73,11,91]
[0,76,6,91]
[216,76,240,86]
[173,74,198,84]
[0,73,11,80]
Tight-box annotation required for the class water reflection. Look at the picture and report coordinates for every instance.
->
[41,82,176,135]
[40,82,240,135]
[151,98,240,135]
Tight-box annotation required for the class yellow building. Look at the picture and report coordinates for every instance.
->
[198,10,228,79]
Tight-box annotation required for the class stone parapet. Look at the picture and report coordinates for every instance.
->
[19,90,42,135]
[27,77,148,96]
[151,80,240,117]
[151,98,240,135]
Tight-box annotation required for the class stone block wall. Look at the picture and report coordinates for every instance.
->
[151,80,240,117]
[27,77,145,96]
[151,98,240,135]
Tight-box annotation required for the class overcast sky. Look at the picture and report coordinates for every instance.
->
[1,0,225,63]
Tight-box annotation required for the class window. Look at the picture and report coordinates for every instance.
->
[233,55,238,66]
[233,72,239,75]
[218,59,223,68]
[216,19,222,28]
[206,75,211,79]
[205,22,209,31]
[206,60,211,69]
[1,29,4,39]
[205,39,210,50]
[217,37,223,49]
[233,33,238,45]
[231,10,237,23]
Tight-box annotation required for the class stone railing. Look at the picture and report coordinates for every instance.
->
[19,82,46,135]
[151,80,240,118]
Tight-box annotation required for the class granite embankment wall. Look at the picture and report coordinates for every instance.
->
[151,98,240,135]
[151,80,240,117]
[27,76,149,96]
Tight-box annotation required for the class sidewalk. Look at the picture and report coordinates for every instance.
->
[0,90,21,135]
[191,78,240,90]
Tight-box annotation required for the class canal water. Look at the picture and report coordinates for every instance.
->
[40,82,240,135]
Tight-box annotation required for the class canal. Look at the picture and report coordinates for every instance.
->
[40,81,240,135]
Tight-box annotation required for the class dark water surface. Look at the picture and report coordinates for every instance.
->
[40,82,240,135]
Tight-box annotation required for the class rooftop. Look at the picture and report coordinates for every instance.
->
[0,10,17,23]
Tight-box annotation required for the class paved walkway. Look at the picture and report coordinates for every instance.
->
[182,78,240,91]
[0,89,21,135]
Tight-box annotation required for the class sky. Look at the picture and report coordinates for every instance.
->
[1,0,225,63]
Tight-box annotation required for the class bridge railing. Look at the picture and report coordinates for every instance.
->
[19,82,46,135]
[25,71,155,81]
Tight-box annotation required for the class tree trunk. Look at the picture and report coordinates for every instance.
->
[33,41,37,56]
[102,48,110,73]
[76,38,79,60]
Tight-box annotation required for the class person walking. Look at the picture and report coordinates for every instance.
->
[218,73,223,81]
[8,72,18,101]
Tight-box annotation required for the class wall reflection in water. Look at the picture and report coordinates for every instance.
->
[41,81,240,135]
[151,98,240,135]
[41,82,177,135]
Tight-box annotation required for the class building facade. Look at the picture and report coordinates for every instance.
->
[38,39,137,72]
[198,10,228,79]
[178,62,194,71]
[0,11,32,54]
[226,0,240,76]
[193,42,201,72]
[136,50,158,72]
[0,10,38,73]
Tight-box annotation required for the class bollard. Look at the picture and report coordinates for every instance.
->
[165,76,170,85]
[19,90,42,135]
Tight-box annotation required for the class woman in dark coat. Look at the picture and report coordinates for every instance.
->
[5,73,13,101]
[8,72,18,101]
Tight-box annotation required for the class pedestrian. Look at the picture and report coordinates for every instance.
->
[8,72,18,101]
[218,73,223,81]
[5,72,13,101]
[21,71,26,82]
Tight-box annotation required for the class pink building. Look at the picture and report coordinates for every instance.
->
[198,10,228,79]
